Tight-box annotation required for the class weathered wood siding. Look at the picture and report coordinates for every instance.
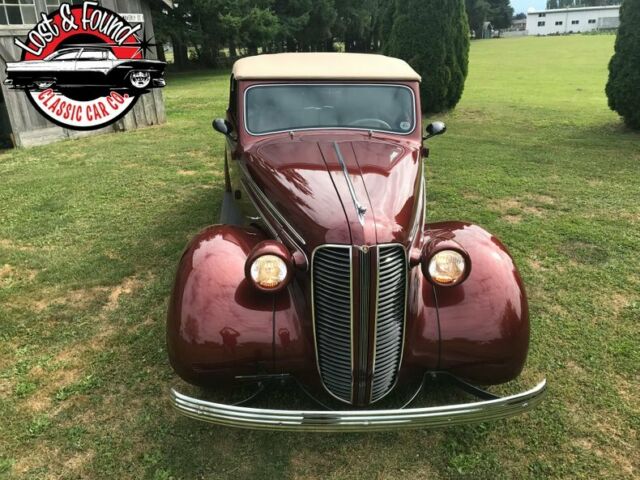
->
[0,0,166,147]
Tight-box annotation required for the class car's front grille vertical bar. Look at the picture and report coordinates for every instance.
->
[371,245,407,402]
[312,245,353,403]
[357,247,371,402]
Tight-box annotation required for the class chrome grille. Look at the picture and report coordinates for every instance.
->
[312,244,406,404]
[371,245,407,402]
[312,246,353,402]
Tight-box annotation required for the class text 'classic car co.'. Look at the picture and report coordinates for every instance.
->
[0,0,171,147]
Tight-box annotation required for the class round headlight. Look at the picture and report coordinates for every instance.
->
[250,254,288,290]
[427,250,466,286]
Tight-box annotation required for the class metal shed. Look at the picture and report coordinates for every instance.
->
[0,0,171,147]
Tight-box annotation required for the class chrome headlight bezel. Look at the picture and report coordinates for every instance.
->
[245,241,293,292]
[421,240,471,287]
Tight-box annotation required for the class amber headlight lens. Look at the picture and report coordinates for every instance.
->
[250,255,288,289]
[428,250,466,286]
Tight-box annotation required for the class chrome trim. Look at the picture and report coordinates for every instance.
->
[242,183,280,240]
[170,379,547,432]
[408,172,425,246]
[241,178,310,270]
[239,164,306,246]
[243,83,417,137]
[333,142,366,225]
[356,246,371,401]
[311,244,354,404]
[370,243,409,403]
[371,247,381,402]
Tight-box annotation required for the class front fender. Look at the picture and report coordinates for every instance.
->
[429,222,529,384]
[167,224,313,386]
[167,225,275,385]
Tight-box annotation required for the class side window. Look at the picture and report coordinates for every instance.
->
[78,50,104,61]
[228,75,237,118]
[55,50,79,60]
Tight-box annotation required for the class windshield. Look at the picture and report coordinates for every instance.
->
[245,84,415,135]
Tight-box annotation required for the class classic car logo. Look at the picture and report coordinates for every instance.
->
[5,1,166,130]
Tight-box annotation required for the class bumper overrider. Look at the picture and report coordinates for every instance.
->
[170,379,546,432]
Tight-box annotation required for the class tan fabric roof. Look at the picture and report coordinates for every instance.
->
[232,53,421,82]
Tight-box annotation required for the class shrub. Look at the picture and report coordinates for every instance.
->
[385,0,470,114]
[606,0,640,130]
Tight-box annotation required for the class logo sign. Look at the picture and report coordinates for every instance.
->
[5,2,166,130]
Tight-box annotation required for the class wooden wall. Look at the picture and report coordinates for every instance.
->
[0,0,166,148]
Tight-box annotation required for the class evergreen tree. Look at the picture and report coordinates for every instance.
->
[488,0,513,29]
[335,0,372,52]
[465,0,490,37]
[385,0,470,113]
[606,0,640,129]
[273,0,312,51]
[300,0,337,51]
[465,0,511,37]
[379,0,397,51]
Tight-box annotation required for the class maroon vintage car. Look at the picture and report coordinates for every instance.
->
[167,53,546,431]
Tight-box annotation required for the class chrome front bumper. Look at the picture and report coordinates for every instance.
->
[170,379,546,432]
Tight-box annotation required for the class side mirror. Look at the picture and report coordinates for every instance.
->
[212,118,233,136]
[424,121,447,140]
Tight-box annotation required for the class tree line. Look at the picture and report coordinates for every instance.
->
[150,0,511,69]
[149,0,638,128]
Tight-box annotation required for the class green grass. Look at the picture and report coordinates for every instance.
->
[1,35,638,479]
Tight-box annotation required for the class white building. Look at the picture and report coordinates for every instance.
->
[526,5,620,36]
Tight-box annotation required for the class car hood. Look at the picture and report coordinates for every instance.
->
[244,133,423,251]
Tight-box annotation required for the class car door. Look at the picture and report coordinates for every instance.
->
[74,49,114,85]
[41,49,79,85]
[42,49,77,71]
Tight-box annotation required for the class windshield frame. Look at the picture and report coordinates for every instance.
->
[243,83,417,137]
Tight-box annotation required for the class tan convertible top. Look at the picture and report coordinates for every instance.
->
[232,53,421,82]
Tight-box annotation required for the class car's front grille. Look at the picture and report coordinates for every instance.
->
[371,245,407,402]
[312,246,353,402]
[312,244,407,404]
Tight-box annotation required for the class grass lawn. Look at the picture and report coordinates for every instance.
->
[1,35,638,479]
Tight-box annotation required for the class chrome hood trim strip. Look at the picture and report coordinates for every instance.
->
[239,163,306,246]
[333,142,367,226]
[170,379,547,432]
